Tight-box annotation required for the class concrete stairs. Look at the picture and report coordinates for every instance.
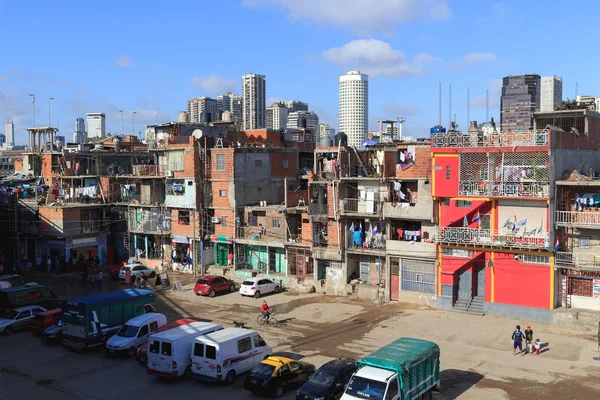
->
[452,296,485,316]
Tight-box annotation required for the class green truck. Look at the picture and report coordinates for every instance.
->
[341,337,440,400]
[61,289,156,351]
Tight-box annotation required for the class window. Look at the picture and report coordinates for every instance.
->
[272,218,280,228]
[386,379,399,399]
[138,324,149,337]
[167,150,184,171]
[522,255,550,265]
[205,345,216,359]
[479,214,491,230]
[238,337,252,353]
[442,248,472,258]
[569,277,593,297]
[445,165,451,180]
[253,335,266,347]
[279,365,291,375]
[216,154,225,170]
[219,190,227,197]
[149,321,159,333]
[149,340,160,354]
[282,160,289,168]
[578,236,591,249]
[161,342,172,356]
[255,159,262,167]
[178,210,190,225]
[442,199,450,206]
[455,200,472,208]
[193,343,204,357]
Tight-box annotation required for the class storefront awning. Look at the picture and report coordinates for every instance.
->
[172,235,189,244]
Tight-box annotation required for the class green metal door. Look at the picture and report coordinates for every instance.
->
[216,244,228,266]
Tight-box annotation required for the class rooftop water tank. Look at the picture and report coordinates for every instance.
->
[320,136,333,147]
[334,131,348,146]
[178,111,189,123]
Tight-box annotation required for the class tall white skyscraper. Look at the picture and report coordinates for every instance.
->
[187,97,219,123]
[540,76,563,112]
[242,73,266,129]
[5,117,15,149]
[87,113,106,139]
[339,70,368,147]
[73,117,86,143]
[266,102,288,130]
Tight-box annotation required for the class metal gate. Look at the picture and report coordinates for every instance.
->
[476,266,485,297]
[390,258,400,301]
[359,256,370,282]
[458,268,472,300]
[400,259,436,294]
[296,252,306,278]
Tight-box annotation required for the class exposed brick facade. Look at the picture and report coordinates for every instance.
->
[170,209,201,238]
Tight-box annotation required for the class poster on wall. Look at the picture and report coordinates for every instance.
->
[593,279,600,298]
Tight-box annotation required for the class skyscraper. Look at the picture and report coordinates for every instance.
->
[287,111,319,142]
[5,117,14,149]
[73,117,86,143]
[242,73,266,129]
[540,76,563,112]
[284,100,308,113]
[266,102,288,130]
[500,74,540,131]
[87,113,106,139]
[218,92,243,126]
[339,70,368,147]
[187,97,219,123]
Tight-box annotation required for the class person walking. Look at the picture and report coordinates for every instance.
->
[535,339,541,355]
[46,257,52,273]
[512,325,526,356]
[524,325,534,354]
[134,275,141,289]
[96,269,103,290]
[81,269,89,289]
[141,274,147,289]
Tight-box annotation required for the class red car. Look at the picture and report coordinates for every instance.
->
[136,319,196,364]
[194,276,236,297]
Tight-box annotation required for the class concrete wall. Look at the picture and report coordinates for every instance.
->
[484,302,554,323]
[165,178,197,208]
[566,228,600,255]
[387,240,436,258]
[383,179,433,221]
[325,266,347,296]
[498,199,547,233]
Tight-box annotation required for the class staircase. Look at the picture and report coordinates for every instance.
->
[452,296,485,316]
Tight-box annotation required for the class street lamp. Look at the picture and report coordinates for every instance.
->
[119,110,124,135]
[132,111,137,136]
[48,97,54,127]
[29,94,35,128]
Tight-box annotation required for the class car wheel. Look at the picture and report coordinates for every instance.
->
[254,291,261,299]
[224,370,236,385]
[127,347,136,358]
[275,386,283,398]
[209,289,216,298]
[229,284,235,292]
[274,285,280,293]
[4,326,14,335]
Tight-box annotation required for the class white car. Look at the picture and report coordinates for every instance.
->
[0,305,47,334]
[119,264,157,280]
[239,277,280,298]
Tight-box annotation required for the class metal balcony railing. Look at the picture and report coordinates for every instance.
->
[555,252,600,271]
[132,164,165,176]
[556,211,600,227]
[127,210,171,233]
[342,198,382,215]
[432,129,549,148]
[434,226,551,250]
[459,180,550,198]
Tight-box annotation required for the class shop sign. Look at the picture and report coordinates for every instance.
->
[566,269,600,278]
[67,236,98,249]
[211,235,232,243]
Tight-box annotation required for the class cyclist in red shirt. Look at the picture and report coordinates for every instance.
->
[260,300,272,321]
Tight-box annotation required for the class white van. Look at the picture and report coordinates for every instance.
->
[106,313,167,358]
[147,321,223,378]
[190,328,272,385]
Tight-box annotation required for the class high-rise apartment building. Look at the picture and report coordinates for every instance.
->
[187,97,219,123]
[319,123,335,141]
[266,102,288,130]
[5,117,14,149]
[339,70,368,147]
[287,111,319,141]
[217,92,243,125]
[73,117,86,143]
[284,100,308,113]
[242,73,266,129]
[500,74,540,131]
[540,76,563,112]
[87,113,106,139]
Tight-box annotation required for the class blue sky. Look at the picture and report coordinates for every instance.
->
[0,0,598,143]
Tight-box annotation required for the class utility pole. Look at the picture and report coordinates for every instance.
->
[119,110,124,135]
[132,111,137,137]
[29,94,35,128]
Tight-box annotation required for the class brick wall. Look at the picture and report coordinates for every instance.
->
[41,154,57,181]
[395,146,431,179]
[39,207,80,236]
[301,217,312,245]
[287,190,308,207]
[14,159,23,172]
[327,184,337,217]
[327,220,341,249]
[170,209,201,238]
[214,209,235,238]
[210,149,234,180]
[212,181,232,208]
[270,152,297,178]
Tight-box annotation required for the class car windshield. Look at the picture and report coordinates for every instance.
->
[196,279,208,284]
[242,280,255,286]
[345,376,387,400]
[309,369,337,387]
[252,363,276,377]
[0,310,17,320]
[117,324,139,338]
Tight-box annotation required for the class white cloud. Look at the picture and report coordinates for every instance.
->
[244,0,451,34]
[464,52,497,64]
[382,103,421,116]
[321,39,438,78]
[190,75,237,95]
[115,56,133,68]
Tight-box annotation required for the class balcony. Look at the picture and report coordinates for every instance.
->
[132,164,165,177]
[387,240,436,258]
[434,226,551,250]
[116,194,163,206]
[432,129,549,148]
[383,201,433,221]
[127,209,170,234]
[341,198,382,215]
[459,180,550,198]
[555,252,600,271]
[311,247,343,261]
[556,211,600,229]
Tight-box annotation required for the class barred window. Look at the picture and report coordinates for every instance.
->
[521,254,550,265]
[442,248,472,258]
[455,200,472,208]
[578,236,591,249]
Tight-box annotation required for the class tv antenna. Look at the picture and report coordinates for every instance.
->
[438,82,442,126]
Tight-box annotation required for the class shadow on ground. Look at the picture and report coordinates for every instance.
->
[439,369,484,399]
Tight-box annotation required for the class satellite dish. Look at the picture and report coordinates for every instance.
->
[192,129,203,139]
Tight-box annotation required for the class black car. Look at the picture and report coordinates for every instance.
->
[41,320,63,344]
[296,358,357,400]
[244,356,316,398]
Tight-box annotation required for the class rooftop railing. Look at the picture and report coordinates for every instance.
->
[459,180,550,198]
[556,211,600,228]
[432,129,549,148]
[434,226,551,250]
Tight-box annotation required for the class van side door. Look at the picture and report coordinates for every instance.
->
[253,334,268,359]
[237,336,253,372]
[384,377,400,400]
[137,323,150,346]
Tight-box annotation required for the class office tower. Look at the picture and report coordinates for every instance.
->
[339,70,369,147]
[73,117,86,143]
[266,102,288,129]
[242,73,266,129]
[187,96,219,123]
[319,123,334,140]
[284,100,308,113]
[86,113,106,139]
[218,92,242,125]
[500,74,540,131]
[540,76,563,112]
[287,111,319,141]
[5,117,14,149]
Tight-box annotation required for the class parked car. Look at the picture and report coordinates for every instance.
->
[30,308,62,334]
[0,274,24,288]
[41,320,63,344]
[106,313,167,358]
[118,264,157,280]
[137,318,197,364]
[240,277,280,298]
[0,305,47,335]
[244,356,315,398]
[296,358,357,400]
[194,276,236,297]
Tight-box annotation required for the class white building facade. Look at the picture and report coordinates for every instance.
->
[266,103,288,130]
[242,73,266,129]
[287,111,319,141]
[187,97,219,123]
[72,117,86,143]
[339,70,368,147]
[86,113,106,139]
[4,117,14,149]
[540,76,563,112]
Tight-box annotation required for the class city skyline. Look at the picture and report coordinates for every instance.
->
[2,1,600,144]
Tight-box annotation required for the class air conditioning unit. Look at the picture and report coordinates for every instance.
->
[166,170,174,177]
[211,217,221,224]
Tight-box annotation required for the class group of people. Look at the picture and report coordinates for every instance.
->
[132,274,148,289]
[81,268,104,290]
[512,325,542,356]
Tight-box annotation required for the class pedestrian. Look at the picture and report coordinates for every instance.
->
[535,338,541,355]
[47,257,52,273]
[134,275,141,289]
[21,256,27,274]
[81,269,89,289]
[36,255,42,272]
[75,161,81,176]
[512,325,526,356]
[96,269,103,290]
[141,274,147,289]
[55,256,60,274]
[524,325,534,354]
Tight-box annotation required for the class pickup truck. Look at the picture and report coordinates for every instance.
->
[341,337,440,400]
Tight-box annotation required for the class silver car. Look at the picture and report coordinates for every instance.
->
[118,264,157,280]
[0,306,47,335]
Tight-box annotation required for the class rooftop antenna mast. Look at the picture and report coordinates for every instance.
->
[576,82,579,99]
[448,84,452,128]
[467,88,470,128]
[486,89,489,122]
[438,82,442,126]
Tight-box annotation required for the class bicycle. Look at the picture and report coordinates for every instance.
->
[256,313,279,327]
